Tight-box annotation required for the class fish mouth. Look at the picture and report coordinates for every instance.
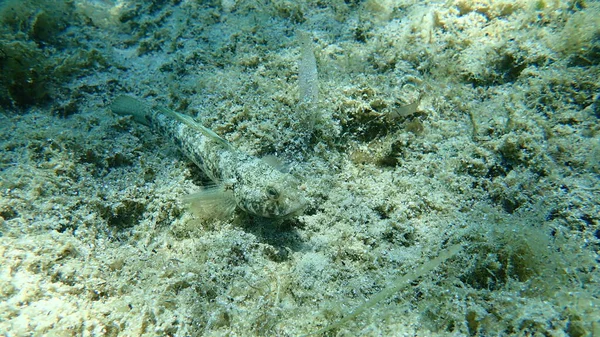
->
[277,198,307,218]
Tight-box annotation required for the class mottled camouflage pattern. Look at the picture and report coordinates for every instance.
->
[111,95,306,218]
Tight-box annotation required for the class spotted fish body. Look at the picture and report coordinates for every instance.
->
[111,95,306,218]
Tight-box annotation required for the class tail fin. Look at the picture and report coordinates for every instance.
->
[110,95,152,126]
[111,95,231,149]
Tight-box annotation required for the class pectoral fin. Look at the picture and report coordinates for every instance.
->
[183,184,236,219]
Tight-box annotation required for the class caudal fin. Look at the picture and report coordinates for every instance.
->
[110,95,152,126]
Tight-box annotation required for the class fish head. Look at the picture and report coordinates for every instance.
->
[233,164,307,218]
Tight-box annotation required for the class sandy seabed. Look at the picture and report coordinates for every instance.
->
[0,0,599,336]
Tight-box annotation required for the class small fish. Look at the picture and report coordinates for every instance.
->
[110,95,306,218]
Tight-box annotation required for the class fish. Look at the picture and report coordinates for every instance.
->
[110,95,306,218]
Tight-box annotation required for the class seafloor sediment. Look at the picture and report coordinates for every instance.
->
[0,1,598,336]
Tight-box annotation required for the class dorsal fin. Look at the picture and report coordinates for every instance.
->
[262,155,290,173]
[155,106,232,150]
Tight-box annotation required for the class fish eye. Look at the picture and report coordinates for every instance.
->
[266,186,280,200]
